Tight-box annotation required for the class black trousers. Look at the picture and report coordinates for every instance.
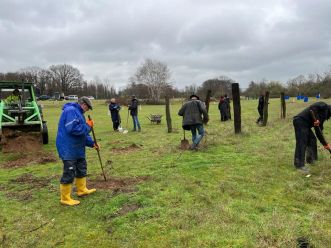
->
[257,108,263,123]
[60,158,87,184]
[293,118,317,168]
[112,119,120,130]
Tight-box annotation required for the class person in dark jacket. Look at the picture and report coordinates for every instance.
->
[293,102,331,173]
[224,94,231,120]
[256,92,265,124]
[56,97,99,206]
[128,95,141,131]
[109,98,121,131]
[178,94,209,150]
[218,96,229,121]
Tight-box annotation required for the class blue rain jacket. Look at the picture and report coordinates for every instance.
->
[56,102,94,160]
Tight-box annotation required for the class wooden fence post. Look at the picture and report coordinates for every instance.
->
[262,91,270,126]
[280,92,286,119]
[165,96,172,133]
[205,90,212,113]
[231,83,241,134]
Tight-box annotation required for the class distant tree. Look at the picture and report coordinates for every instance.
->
[197,76,234,98]
[49,64,83,94]
[267,81,285,98]
[133,59,171,102]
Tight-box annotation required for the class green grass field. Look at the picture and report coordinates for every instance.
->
[0,98,330,247]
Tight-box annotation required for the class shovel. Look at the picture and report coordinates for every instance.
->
[180,130,190,150]
[88,115,107,181]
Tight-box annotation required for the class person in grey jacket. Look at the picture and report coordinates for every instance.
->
[178,94,209,150]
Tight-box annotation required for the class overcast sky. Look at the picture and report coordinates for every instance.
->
[1,0,331,89]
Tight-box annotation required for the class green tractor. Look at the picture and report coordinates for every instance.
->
[0,81,48,145]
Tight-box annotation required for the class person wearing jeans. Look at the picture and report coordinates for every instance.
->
[190,124,205,147]
[128,95,141,131]
[178,94,209,150]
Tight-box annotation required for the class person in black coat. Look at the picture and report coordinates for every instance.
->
[256,93,265,124]
[109,98,121,131]
[218,96,229,121]
[293,102,331,173]
[224,94,231,120]
[128,95,141,131]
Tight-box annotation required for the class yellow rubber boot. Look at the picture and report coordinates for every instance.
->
[60,184,80,206]
[76,177,96,197]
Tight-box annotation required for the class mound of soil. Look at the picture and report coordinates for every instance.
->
[1,151,57,169]
[1,133,42,153]
[111,143,141,154]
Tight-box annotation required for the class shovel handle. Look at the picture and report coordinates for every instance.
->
[87,115,107,181]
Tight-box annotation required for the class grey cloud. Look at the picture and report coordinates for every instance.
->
[0,0,330,89]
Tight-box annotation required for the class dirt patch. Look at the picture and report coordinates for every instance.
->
[9,173,52,189]
[5,191,33,201]
[1,151,57,169]
[104,203,142,221]
[112,203,141,217]
[111,143,141,153]
[1,173,55,201]
[89,176,150,192]
[1,132,42,153]
[89,175,150,194]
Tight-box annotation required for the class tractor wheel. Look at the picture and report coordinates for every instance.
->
[42,122,49,144]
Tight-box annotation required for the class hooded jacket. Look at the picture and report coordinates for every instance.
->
[56,102,94,160]
[178,99,208,129]
[129,98,139,116]
[294,102,331,146]
[294,102,331,130]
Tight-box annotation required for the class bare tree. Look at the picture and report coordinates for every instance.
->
[49,64,82,94]
[133,59,171,102]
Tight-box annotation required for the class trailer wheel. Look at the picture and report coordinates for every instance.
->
[42,122,49,144]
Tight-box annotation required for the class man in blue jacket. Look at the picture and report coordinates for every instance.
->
[56,96,98,206]
[109,98,121,131]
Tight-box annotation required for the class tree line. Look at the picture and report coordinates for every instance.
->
[243,72,331,99]
[1,59,330,101]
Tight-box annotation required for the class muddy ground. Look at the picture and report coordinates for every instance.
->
[89,175,150,195]
[1,131,42,153]
[0,173,57,201]
[0,131,58,168]
[0,151,57,168]
[110,143,142,154]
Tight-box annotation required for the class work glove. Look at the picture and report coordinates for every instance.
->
[323,144,331,150]
[94,143,100,150]
[313,120,320,127]
[87,119,94,128]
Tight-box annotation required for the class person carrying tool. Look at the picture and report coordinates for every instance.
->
[56,96,99,206]
[178,94,209,150]
[108,98,121,131]
[293,102,331,173]
[128,95,141,132]
[256,92,265,124]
